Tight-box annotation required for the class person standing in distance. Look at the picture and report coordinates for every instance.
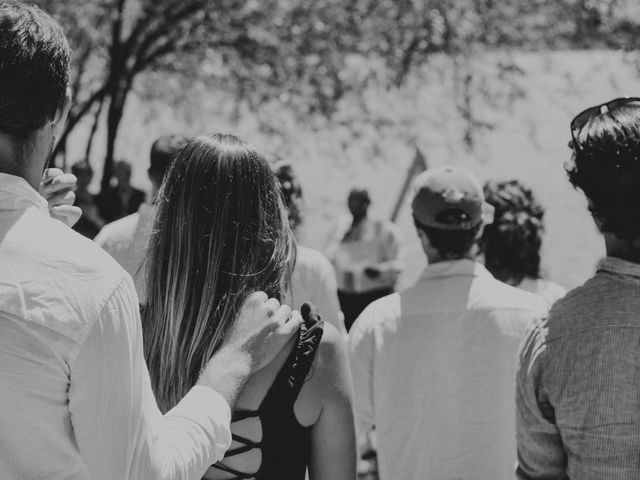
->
[349,166,547,480]
[517,97,640,479]
[481,179,566,308]
[0,2,299,479]
[329,188,403,331]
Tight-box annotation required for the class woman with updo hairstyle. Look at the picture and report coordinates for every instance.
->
[481,179,566,307]
[143,133,356,480]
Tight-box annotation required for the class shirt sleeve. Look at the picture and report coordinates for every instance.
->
[68,276,232,480]
[347,318,376,438]
[376,222,404,283]
[515,317,568,480]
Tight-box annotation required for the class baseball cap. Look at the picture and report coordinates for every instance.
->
[411,166,494,230]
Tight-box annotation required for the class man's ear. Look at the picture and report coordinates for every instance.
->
[51,88,72,133]
[415,226,429,250]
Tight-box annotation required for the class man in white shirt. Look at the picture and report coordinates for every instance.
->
[329,188,403,331]
[348,166,547,479]
[0,3,299,479]
[95,135,189,303]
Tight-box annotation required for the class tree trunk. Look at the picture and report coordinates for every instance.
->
[85,96,105,163]
[100,77,132,194]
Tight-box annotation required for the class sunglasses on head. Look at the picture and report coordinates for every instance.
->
[570,97,640,148]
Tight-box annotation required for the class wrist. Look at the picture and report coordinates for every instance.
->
[196,345,253,407]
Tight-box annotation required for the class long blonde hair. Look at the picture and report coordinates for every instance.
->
[143,133,296,412]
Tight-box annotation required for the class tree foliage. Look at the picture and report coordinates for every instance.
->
[32,0,640,190]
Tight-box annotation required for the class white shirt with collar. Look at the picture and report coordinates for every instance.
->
[348,259,548,480]
[0,173,231,480]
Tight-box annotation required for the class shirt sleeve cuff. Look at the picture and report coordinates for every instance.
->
[166,385,233,460]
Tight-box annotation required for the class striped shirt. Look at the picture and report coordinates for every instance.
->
[516,256,640,479]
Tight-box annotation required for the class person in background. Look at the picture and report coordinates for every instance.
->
[96,158,146,222]
[144,134,356,480]
[349,166,547,480]
[95,135,189,303]
[516,97,640,478]
[70,160,105,238]
[0,3,299,479]
[274,163,347,336]
[481,179,566,307]
[329,188,403,331]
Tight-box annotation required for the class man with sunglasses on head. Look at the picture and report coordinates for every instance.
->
[516,97,640,479]
[0,2,300,479]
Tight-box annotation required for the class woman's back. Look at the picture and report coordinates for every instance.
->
[204,307,352,480]
[143,134,356,480]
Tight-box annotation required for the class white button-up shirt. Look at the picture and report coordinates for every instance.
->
[348,259,548,480]
[0,173,231,480]
[328,217,403,293]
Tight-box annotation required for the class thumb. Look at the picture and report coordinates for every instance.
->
[277,310,302,337]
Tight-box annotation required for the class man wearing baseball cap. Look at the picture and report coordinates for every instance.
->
[348,166,547,480]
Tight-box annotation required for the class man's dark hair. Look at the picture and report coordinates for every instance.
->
[0,1,71,138]
[567,104,640,242]
[414,217,481,260]
[149,135,190,183]
[481,180,544,281]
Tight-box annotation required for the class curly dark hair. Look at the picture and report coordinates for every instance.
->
[566,103,640,241]
[274,163,303,230]
[481,180,544,281]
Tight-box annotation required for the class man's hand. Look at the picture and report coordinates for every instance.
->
[197,292,301,407]
[223,292,301,372]
[39,168,82,227]
[363,266,381,279]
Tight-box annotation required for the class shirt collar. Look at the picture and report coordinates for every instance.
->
[420,258,491,281]
[597,256,640,279]
[0,172,48,214]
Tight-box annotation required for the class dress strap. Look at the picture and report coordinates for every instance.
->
[260,302,324,410]
[209,461,256,479]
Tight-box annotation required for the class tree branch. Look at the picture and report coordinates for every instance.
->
[54,85,108,156]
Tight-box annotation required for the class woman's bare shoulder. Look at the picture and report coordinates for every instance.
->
[309,322,350,400]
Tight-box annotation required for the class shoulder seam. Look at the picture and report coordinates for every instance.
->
[67,274,132,367]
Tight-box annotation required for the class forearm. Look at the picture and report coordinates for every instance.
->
[151,386,232,480]
[196,346,253,408]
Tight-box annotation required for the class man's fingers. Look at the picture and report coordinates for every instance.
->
[263,297,281,316]
[277,309,302,337]
[246,291,268,305]
[50,205,82,227]
[41,173,77,196]
[42,168,64,181]
[47,189,76,207]
[272,304,292,323]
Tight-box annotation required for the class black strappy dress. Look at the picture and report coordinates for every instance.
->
[207,304,324,480]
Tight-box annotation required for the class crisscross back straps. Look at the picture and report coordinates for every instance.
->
[208,411,261,479]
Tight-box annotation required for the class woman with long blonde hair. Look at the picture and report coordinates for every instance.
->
[143,133,356,480]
